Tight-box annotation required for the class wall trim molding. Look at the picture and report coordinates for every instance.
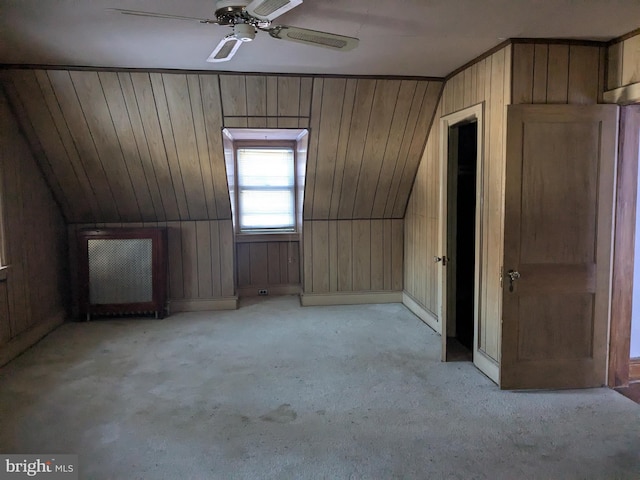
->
[402,291,440,334]
[603,82,640,105]
[169,297,238,313]
[300,291,402,306]
[0,310,65,367]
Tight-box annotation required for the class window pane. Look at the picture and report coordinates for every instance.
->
[239,189,295,230]
[237,148,294,188]
[236,147,296,232]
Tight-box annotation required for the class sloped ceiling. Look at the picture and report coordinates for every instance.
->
[0,69,442,223]
[1,1,640,76]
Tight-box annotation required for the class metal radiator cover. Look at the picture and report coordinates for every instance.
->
[88,238,153,304]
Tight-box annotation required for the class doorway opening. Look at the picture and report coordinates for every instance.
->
[446,121,478,362]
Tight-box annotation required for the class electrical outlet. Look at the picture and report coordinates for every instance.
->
[258,289,268,296]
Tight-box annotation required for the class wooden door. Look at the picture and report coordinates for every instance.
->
[501,104,619,390]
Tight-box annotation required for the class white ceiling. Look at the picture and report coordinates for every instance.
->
[1,0,640,77]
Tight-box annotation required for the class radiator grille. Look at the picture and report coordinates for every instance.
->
[88,238,153,304]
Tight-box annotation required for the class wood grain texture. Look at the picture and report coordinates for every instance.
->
[302,219,403,294]
[0,68,435,223]
[609,106,640,387]
[404,47,512,359]
[512,42,605,105]
[607,31,640,90]
[0,89,67,352]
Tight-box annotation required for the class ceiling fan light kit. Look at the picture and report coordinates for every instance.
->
[112,0,359,63]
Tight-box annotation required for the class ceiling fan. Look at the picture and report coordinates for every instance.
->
[110,0,360,63]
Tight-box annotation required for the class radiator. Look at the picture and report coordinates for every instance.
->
[77,228,167,320]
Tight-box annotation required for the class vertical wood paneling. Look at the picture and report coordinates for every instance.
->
[352,80,401,218]
[370,219,384,290]
[99,72,157,221]
[337,79,377,218]
[149,73,190,219]
[0,91,66,348]
[337,221,353,291]
[546,45,570,103]
[129,72,181,221]
[69,71,141,221]
[352,220,371,291]
[302,219,402,294]
[312,221,330,292]
[196,221,213,298]
[370,80,417,218]
[219,75,247,116]
[310,78,346,219]
[47,70,121,220]
[199,74,232,219]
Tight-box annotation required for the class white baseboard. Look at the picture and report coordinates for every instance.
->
[0,310,66,367]
[474,349,500,385]
[169,297,238,313]
[300,291,402,306]
[402,291,440,334]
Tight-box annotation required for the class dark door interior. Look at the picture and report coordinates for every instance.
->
[447,121,477,358]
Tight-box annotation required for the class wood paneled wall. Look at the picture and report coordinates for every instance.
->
[0,70,232,223]
[303,219,403,294]
[237,241,300,290]
[305,78,442,219]
[404,45,512,363]
[0,89,67,363]
[0,70,441,224]
[68,220,235,314]
[512,42,606,105]
[405,40,607,364]
[608,32,640,90]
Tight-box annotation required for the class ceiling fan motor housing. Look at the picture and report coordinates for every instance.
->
[234,23,256,42]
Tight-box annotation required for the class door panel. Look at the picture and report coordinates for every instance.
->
[501,104,618,390]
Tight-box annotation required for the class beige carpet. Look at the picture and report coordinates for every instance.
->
[0,295,638,479]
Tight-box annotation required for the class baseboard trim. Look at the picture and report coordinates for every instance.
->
[630,358,640,381]
[0,310,66,367]
[475,349,500,385]
[300,291,402,306]
[237,285,301,297]
[402,291,440,334]
[169,297,238,313]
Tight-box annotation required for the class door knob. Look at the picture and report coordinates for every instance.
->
[433,256,442,263]
[507,269,520,292]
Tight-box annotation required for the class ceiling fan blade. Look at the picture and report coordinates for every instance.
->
[207,36,243,63]
[268,25,359,51]
[107,8,216,24]
[245,0,303,21]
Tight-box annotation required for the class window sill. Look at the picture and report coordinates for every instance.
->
[235,233,300,243]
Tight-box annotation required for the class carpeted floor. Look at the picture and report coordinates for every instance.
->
[0,295,638,479]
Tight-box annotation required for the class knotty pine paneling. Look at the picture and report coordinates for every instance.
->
[512,42,606,105]
[68,220,235,314]
[404,45,512,364]
[608,32,640,90]
[305,77,443,220]
[236,241,300,290]
[303,219,403,294]
[0,89,67,354]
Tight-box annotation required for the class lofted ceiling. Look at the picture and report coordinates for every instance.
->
[1,0,640,77]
